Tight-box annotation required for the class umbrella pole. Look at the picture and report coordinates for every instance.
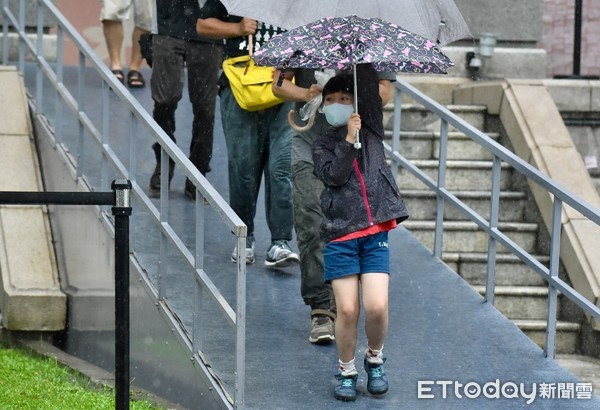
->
[353,65,361,150]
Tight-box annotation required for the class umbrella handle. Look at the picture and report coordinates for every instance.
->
[248,34,254,56]
[353,65,361,149]
[354,130,361,150]
[288,110,315,132]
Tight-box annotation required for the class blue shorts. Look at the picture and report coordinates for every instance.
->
[323,231,390,283]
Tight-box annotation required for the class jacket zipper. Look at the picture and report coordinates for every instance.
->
[353,159,373,225]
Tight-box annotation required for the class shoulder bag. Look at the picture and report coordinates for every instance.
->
[222,34,285,112]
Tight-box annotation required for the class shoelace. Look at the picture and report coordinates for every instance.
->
[341,378,354,388]
[369,366,383,378]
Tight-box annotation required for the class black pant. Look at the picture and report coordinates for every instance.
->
[150,35,223,174]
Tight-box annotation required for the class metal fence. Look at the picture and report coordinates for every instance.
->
[2,0,247,407]
[388,80,600,357]
[4,0,600,407]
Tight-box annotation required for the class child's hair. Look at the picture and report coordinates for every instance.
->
[322,74,354,98]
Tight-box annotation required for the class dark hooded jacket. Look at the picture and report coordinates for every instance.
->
[312,64,409,242]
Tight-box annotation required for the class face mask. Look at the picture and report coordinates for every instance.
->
[322,103,354,127]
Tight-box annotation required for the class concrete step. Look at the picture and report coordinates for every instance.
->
[394,159,513,191]
[384,130,499,161]
[403,220,539,254]
[402,190,526,221]
[473,286,553,320]
[516,320,581,355]
[443,252,549,286]
[383,104,487,133]
[556,354,600,393]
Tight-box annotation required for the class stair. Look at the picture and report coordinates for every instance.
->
[385,101,580,354]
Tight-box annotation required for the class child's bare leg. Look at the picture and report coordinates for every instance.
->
[361,273,389,350]
[331,275,360,363]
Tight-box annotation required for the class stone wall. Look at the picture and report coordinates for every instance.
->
[455,0,544,45]
[541,0,600,78]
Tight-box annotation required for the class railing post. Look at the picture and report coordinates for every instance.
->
[391,88,402,181]
[433,119,449,258]
[112,179,133,410]
[545,198,562,358]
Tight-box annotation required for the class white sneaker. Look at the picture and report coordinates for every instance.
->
[264,240,299,268]
[231,238,255,264]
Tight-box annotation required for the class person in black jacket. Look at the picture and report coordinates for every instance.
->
[148,0,224,200]
[312,64,409,402]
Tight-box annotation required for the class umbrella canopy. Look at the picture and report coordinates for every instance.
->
[218,0,471,46]
[252,15,455,75]
[253,15,455,149]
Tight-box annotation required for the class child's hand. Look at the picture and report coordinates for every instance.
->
[345,113,361,144]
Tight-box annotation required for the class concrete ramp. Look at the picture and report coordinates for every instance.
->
[0,66,65,331]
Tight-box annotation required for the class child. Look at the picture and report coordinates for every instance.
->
[312,64,409,401]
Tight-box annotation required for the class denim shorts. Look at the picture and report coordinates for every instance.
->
[323,231,390,283]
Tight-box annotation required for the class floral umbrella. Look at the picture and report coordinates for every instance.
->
[253,15,454,149]
[252,15,454,75]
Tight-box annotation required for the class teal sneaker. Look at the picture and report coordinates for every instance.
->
[364,357,389,395]
[334,372,358,401]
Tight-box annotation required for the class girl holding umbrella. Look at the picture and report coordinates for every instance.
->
[312,63,409,401]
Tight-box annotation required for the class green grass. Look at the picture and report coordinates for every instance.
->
[0,346,162,409]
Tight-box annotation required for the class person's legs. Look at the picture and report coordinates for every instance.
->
[262,103,299,267]
[220,87,264,255]
[358,232,391,395]
[331,274,360,401]
[185,42,223,179]
[100,0,132,75]
[361,273,389,351]
[102,20,124,72]
[292,158,335,341]
[128,0,152,82]
[263,103,294,242]
[361,274,390,396]
[149,36,185,193]
[293,160,330,303]
[331,275,360,362]
[129,26,147,72]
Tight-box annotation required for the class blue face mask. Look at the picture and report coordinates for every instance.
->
[322,103,354,127]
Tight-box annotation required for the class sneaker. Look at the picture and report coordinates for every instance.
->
[264,240,299,268]
[334,372,358,401]
[149,161,174,195]
[364,357,389,395]
[231,238,255,264]
[309,309,335,344]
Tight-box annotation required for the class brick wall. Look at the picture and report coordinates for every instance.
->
[541,0,600,77]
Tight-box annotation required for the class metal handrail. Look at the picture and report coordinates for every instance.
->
[389,78,600,357]
[2,0,246,406]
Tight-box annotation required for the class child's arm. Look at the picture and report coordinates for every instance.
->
[356,64,385,138]
[312,136,357,187]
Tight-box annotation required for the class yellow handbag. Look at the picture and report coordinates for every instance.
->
[222,35,285,112]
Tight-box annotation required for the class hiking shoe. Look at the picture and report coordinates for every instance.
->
[231,238,255,264]
[264,240,299,268]
[309,309,335,344]
[149,161,174,195]
[364,357,389,395]
[334,372,358,401]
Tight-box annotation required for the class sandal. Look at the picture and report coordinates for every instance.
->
[127,70,145,88]
[111,69,125,84]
